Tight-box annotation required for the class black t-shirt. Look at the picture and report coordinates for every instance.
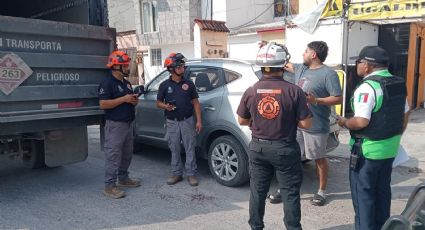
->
[157,78,199,120]
[98,74,135,122]
[237,77,312,141]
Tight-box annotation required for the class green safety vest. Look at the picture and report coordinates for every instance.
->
[349,70,404,160]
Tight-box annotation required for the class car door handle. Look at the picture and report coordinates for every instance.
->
[204,106,216,112]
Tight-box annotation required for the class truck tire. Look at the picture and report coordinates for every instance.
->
[208,135,249,187]
[22,140,46,169]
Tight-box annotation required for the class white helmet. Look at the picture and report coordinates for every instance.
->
[255,42,291,67]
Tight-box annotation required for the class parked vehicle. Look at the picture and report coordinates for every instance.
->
[382,183,425,230]
[0,0,114,168]
[134,58,261,187]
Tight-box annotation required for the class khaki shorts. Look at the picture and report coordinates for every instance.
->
[297,130,328,160]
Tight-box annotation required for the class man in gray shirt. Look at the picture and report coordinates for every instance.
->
[269,41,342,206]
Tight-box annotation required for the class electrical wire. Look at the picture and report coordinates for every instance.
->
[229,2,274,30]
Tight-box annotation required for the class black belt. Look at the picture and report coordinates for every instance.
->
[252,137,274,143]
[166,115,192,121]
[108,119,133,124]
[252,137,294,144]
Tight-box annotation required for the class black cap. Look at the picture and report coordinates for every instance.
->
[351,46,389,64]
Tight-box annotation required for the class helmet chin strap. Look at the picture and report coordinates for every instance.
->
[119,65,129,77]
[172,68,184,77]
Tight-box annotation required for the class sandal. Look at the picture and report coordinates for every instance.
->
[311,193,326,206]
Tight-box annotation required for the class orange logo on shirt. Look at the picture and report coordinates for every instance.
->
[257,96,280,120]
[182,83,189,91]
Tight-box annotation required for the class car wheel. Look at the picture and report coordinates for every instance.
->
[22,140,46,169]
[208,135,249,187]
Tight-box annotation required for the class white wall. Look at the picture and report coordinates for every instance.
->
[286,20,344,65]
[224,0,274,29]
[143,42,195,84]
[285,19,379,66]
[194,24,202,58]
[108,0,136,32]
[202,0,226,21]
[347,22,379,65]
[228,33,261,61]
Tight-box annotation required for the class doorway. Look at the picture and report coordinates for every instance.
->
[406,23,425,109]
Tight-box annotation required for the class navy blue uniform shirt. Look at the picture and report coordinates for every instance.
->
[157,78,199,120]
[98,74,135,122]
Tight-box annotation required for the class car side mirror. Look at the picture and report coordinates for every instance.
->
[133,85,145,96]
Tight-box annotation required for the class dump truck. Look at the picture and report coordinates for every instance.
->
[0,0,115,168]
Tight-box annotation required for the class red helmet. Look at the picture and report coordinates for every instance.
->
[164,53,186,68]
[106,50,130,68]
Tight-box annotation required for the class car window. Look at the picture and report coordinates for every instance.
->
[224,69,241,83]
[253,66,262,79]
[147,70,170,92]
[187,67,223,92]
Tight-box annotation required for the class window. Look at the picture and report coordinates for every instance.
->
[275,0,298,17]
[141,1,158,33]
[150,48,162,66]
[224,70,241,83]
[188,67,223,92]
[274,0,287,18]
[147,70,170,92]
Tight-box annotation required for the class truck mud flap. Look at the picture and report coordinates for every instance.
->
[44,126,88,167]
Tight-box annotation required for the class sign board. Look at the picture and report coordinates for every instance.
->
[0,53,33,95]
[321,0,344,18]
[348,0,425,21]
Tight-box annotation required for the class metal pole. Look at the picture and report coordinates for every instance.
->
[342,0,350,75]
[211,0,213,20]
[341,0,351,117]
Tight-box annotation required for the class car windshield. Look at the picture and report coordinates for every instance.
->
[146,70,170,92]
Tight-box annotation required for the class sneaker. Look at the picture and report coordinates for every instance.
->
[187,176,199,187]
[117,178,141,188]
[103,186,125,199]
[268,190,282,204]
[167,175,183,185]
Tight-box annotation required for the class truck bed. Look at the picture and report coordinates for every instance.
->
[0,14,115,135]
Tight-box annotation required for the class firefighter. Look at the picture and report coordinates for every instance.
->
[237,42,313,230]
[98,50,141,199]
[156,53,202,186]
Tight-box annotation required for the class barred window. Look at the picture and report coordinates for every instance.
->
[150,48,162,66]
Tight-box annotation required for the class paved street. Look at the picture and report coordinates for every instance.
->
[0,109,424,230]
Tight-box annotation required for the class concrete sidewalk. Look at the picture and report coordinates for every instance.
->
[330,108,425,171]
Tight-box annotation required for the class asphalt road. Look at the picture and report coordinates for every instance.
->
[0,125,423,230]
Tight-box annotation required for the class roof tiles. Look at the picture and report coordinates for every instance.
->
[194,19,230,32]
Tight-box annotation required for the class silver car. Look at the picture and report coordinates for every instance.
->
[134,58,260,187]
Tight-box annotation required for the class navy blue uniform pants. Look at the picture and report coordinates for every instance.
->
[350,157,394,230]
[248,139,303,230]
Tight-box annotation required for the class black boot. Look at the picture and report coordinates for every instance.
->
[268,189,282,204]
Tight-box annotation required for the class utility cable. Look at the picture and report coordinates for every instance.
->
[229,2,274,30]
